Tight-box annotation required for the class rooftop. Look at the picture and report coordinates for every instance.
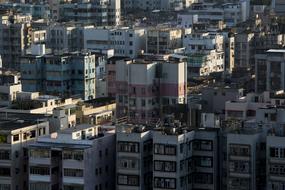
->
[0,113,48,131]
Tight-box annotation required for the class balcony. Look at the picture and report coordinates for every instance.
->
[29,174,51,183]
[29,157,51,165]
[63,177,84,185]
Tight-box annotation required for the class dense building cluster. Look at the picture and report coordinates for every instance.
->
[0,0,285,190]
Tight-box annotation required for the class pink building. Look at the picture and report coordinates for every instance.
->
[106,57,128,98]
[116,57,187,124]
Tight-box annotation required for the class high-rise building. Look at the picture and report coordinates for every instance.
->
[28,124,116,190]
[0,118,49,190]
[146,27,182,55]
[116,124,220,190]
[115,58,187,124]
[83,27,146,58]
[59,0,121,26]
[255,49,285,93]
[20,45,96,100]
[0,14,32,70]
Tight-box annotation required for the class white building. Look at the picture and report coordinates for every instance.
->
[0,71,22,106]
[116,124,220,190]
[255,49,285,93]
[266,135,285,190]
[28,124,116,190]
[225,92,271,121]
[0,118,49,190]
[183,32,224,77]
[122,0,195,12]
[46,23,84,53]
[187,1,250,28]
[83,27,146,58]
[177,14,198,28]
[227,129,263,190]
[59,0,121,26]
[116,58,187,124]
[0,91,80,115]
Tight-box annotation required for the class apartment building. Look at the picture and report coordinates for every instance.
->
[266,135,285,190]
[146,27,182,55]
[84,27,146,58]
[121,0,195,12]
[0,3,50,19]
[255,49,285,93]
[31,29,46,44]
[115,58,187,124]
[59,0,120,26]
[0,118,49,190]
[46,23,84,54]
[28,124,116,190]
[20,45,96,100]
[226,127,264,190]
[75,98,116,125]
[116,124,220,190]
[0,14,32,70]
[0,91,79,114]
[183,32,224,78]
[201,86,243,115]
[106,57,128,97]
[187,1,250,28]
[177,14,198,29]
[0,71,22,106]
[116,125,153,190]
[222,32,235,73]
[234,32,255,71]
[225,92,272,120]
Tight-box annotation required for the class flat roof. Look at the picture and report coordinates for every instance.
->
[0,112,49,131]
[60,124,94,134]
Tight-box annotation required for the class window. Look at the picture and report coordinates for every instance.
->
[30,166,50,175]
[117,174,139,186]
[0,150,10,160]
[141,99,146,107]
[30,149,50,158]
[30,130,36,138]
[154,178,176,189]
[0,184,10,190]
[229,160,249,173]
[63,185,83,190]
[118,142,139,153]
[230,144,250,157]
[165,145,176,155]
[63,169,83,177]
[154,144,176,155]
[154,161,176,172]
[119,158,138,169]
[193,140,213,151]
[154,144,164,154]
[63,150,83,161]
[193,173,213,184]
[13,134,19,142]
[0,167,10,177]
[194,156,213,167]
